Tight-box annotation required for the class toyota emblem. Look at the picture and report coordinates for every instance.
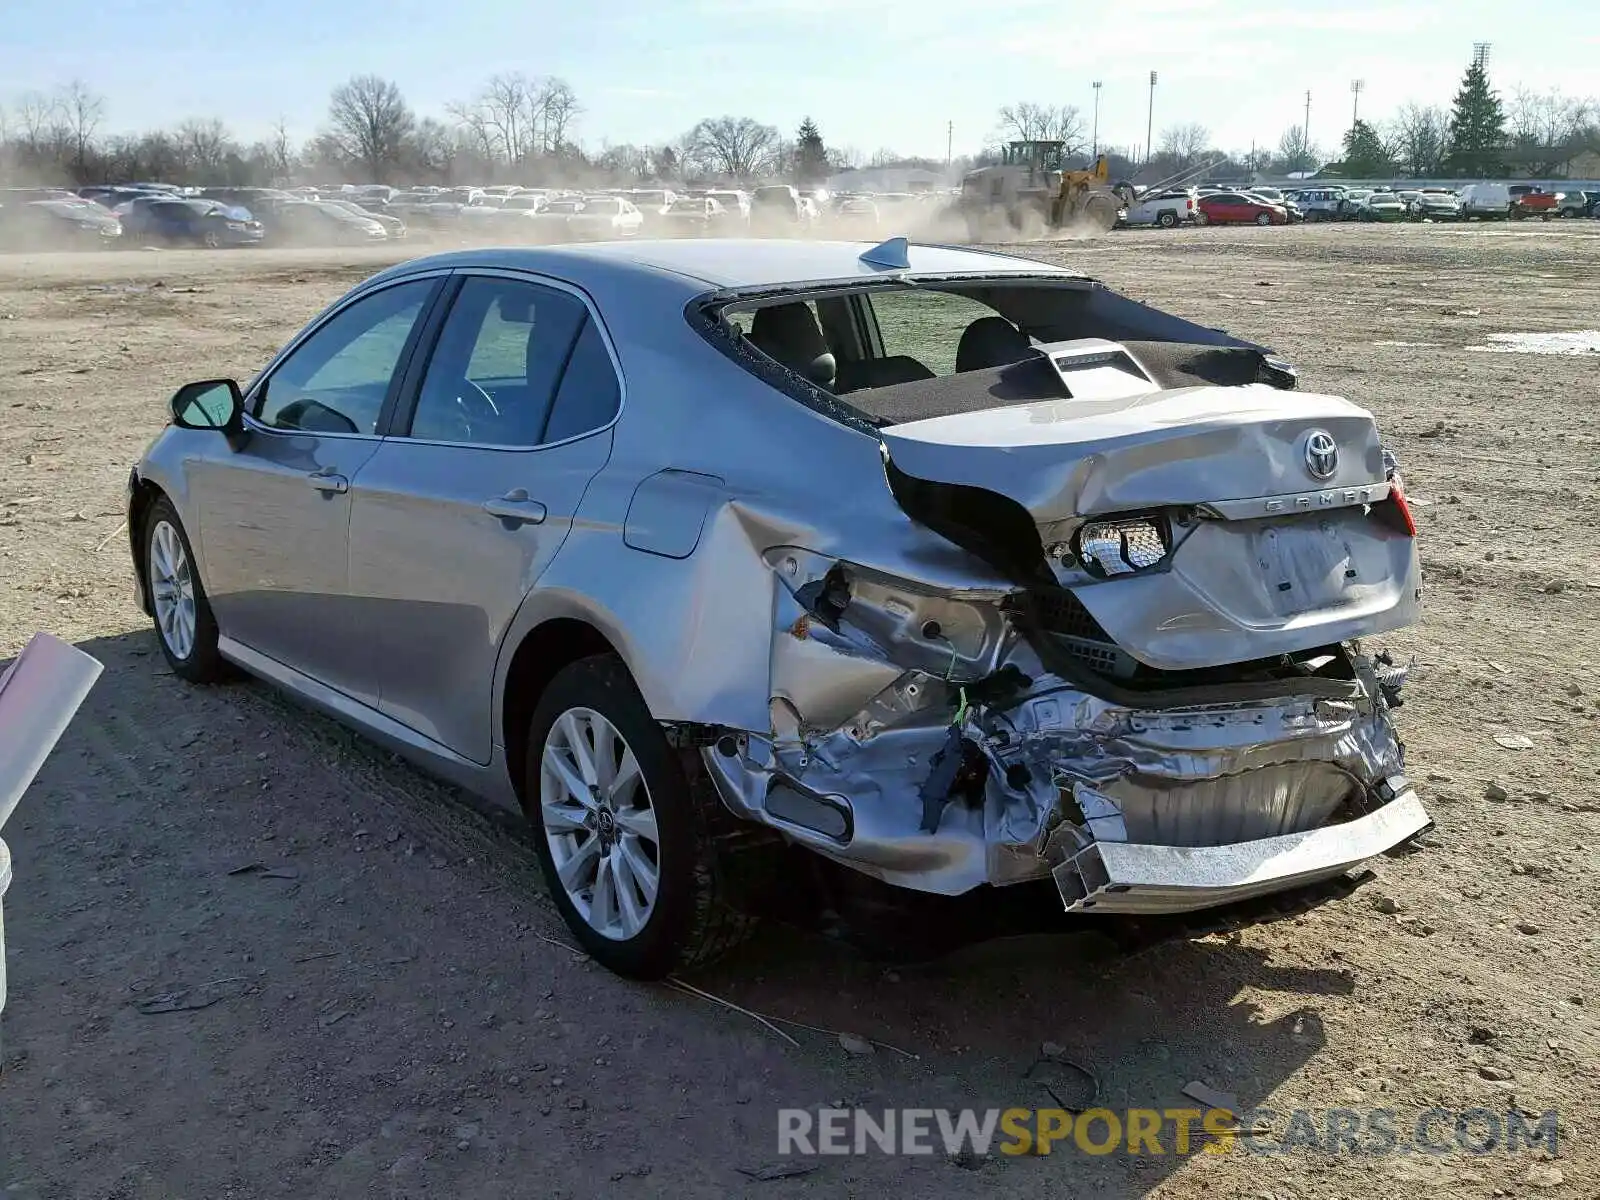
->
[1303,430,1339,480]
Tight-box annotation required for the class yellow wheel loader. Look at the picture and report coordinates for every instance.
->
[957,140,1130,240]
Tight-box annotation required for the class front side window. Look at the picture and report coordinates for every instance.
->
[255,278,435,435]
[406,277,589,447]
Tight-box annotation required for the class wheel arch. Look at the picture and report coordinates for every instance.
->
[498,615,625,812]
[128,470,169,616]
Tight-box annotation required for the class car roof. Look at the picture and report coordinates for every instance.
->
[372,238,1085,292]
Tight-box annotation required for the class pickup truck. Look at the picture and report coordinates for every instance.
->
[1508,185,1559,219]
[1119,188,1199,228]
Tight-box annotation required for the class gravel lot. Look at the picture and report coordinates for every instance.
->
[1,224,1596,1198]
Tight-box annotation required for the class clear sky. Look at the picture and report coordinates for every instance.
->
[1,0,1592,160]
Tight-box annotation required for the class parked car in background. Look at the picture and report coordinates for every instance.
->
[660,195,729,236]
[0,198,122,249]
[832,195,881,235]
[116,198,263,247]
[751,185,807,232]
[321,199,407,239]
[561,196,643,240]
[1458,183,1512,219]
[1287,188,1347,221]
[1507,185,1558,220]
[705,190,751,227]
[629,189,676,231]
[1554,189,1598,218]
[1120,188,1198,228]
[1357,192,1409,222]
[1408,190,1463,221]
[1196,192,1288,226]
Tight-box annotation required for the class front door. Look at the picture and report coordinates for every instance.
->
[346,273,622,762]
[192,276,440,702]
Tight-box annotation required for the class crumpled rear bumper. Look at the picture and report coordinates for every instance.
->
[1054,785,1430,914]
[705,649,1428,918]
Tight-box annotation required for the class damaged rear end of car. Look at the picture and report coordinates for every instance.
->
[689,250,1430,925]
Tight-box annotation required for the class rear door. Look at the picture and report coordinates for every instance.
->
[344,271,622,762]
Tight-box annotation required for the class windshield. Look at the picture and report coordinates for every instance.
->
[543,201,583,213]
[581,198,621,214]
[503,196,542,209]
[634,191,668,205]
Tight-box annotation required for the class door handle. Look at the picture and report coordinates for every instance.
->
[482,488,547,526]
[307,469,348,494]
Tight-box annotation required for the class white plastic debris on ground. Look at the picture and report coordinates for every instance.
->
[1465,330,1600,356]
[0,633,104,1036]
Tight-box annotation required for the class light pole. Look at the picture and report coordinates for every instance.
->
[1351,79,1364,129]
[1145,71,1157,167]
[1091,81,1102,158]
[1303,89,1312,172]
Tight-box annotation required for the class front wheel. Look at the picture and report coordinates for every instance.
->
[144,497,228,682]
[1256,211,1273,226]
[525,654,754,978]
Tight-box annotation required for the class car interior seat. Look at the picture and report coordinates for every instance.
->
[747,303,837,389]
[955,315,1033,372]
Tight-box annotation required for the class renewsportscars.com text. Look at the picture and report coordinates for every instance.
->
[778,1106,1560,1158]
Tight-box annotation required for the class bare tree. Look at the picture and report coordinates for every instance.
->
[596,142,651,180]
[536,78,581,152]
[1158,122,1211,169]
[1506,86,1593,170]
[1390,103,1449,177]
[327,75,415,182]
[447,97,497,162]
[682,115,781,178]
[481,73,535,163]
[1275,124,1320,174]
[995,102,1086,152]
[14,91,68,163]
[269,117,296,181]
[1507,87,1590,147]
[57,80,105,178]
[408,116,460,181]
[176,118,232,176]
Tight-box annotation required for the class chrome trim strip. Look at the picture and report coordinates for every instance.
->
[1055,790,1431,915]
[1200,480,1391,520]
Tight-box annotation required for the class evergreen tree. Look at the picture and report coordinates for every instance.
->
[1341,120,1394,177]
[794,117,829,185]
[1446,59,1506,177]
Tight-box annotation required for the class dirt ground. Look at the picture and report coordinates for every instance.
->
[0,225,1596,1198]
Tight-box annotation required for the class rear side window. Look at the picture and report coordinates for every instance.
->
[408,276,587,447]
[543,318,621,443]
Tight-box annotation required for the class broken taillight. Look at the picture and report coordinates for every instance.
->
[1372,479,1418,537]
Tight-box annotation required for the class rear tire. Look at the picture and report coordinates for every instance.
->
[1156,211,1177,229]
[144,497,228,683]
[524,654,755,978]
[1256,211,1273,226]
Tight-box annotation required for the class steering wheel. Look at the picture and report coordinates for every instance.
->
[448,378,500,441]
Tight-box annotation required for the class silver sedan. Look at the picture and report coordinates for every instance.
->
[129,238,1430,977]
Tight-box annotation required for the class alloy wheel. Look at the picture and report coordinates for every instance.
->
[150,519,197,660]
[540,707,661,941]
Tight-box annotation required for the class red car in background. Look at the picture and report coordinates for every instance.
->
[1197,192,1290,226]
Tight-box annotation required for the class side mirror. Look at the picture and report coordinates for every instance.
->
[171,379,243,432]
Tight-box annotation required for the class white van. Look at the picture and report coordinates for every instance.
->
[1458,183,1511,219]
